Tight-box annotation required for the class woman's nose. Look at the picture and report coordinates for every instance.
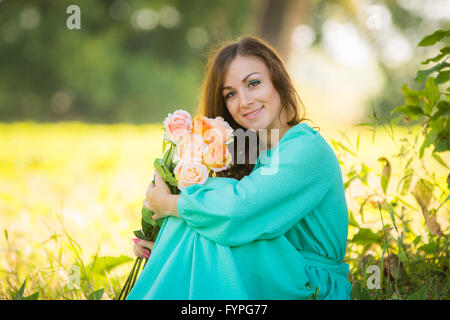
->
[239,89,254,109]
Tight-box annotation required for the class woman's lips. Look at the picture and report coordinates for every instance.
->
[244,106,263,120]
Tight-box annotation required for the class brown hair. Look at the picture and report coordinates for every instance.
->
[197,36,308,180]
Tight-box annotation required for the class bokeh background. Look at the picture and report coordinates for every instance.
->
[0,0,449,299]
[1,0,449,126]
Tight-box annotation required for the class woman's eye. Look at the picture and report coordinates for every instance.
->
[224,91,235,100]
[249,80,260,88]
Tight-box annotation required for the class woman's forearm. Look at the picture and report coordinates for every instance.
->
[169,194,181,218]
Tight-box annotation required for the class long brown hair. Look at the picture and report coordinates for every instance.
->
[197,36,307,180]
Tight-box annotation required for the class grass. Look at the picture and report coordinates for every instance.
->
[0,121,448,299]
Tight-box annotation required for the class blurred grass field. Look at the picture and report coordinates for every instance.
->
[0,122,448,299]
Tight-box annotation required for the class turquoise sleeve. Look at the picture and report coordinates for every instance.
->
[177,135,335,246]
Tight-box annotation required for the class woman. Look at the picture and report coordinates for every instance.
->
[127,36,352,300]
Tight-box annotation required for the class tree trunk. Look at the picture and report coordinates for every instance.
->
[252,0,312,61]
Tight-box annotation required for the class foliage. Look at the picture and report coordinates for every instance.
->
[331,29,449,299]
[391,29,450,159]
[0,0,252,123]
[10,279,39,300]
[333,113,448,299]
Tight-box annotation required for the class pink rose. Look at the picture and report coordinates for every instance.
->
[163,110,193,144]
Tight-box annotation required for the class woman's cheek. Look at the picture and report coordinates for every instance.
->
[227,101,239,119]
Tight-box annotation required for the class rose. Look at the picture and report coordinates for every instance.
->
[206,116,234,145]
[203,142,233,172]
[163,110,193,144]
[192,114,213,137]
[176,133,208,162]
[174,159,209,189]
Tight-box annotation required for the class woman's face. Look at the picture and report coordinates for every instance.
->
[222,55,287,132]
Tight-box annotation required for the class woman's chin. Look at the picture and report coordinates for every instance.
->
[241,119,266,131]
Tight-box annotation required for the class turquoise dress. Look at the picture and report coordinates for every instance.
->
[126,123,352,300]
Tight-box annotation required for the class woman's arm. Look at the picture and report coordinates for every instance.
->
[176,135,337,247]
[145,170,181,219]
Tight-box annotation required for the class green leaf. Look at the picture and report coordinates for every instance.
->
[378,157,391,195]
[352,228,382,245]
[348,210,359,227]
[87,255,133,275]
[388,210,398,233]
[401,83,420,105]
[421,77,440,114]
[432,152,449,169]
[418,242,437,255]
[164,144,176,167]
[431,100,450,120]
[414,61,449,83]
[133,230,146,240]
[436,70,450,84]
[407,287,427,300]
[419,129,439,158]
[399,169,413,196]
[154,157,178,187]
[331,140,357,157]
[14,280,27,300]
[421,46,450,64]
[141,206,154,225]
[162,139,167,154]
[162,147,171,166]
[350,281,372,300]
[411,179,434,209]
[141,216,152,235]
[163,168,179,187]
[23,292,39,300]
[418,30,449,47]
[391,105,423,120]
[344,175,357,190]
[88,288,104,300]
[359,163,370,184]
[433,136,449,153]
[437,100,450,112]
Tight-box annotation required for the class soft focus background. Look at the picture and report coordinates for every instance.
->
[0,0,448,300]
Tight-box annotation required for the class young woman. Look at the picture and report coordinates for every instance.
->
[127,36,352,300]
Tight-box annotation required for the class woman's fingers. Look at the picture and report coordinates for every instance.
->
[133,243,151,259]
[133,238,155,250]
[146,182,155,200]
[133,243,145,258]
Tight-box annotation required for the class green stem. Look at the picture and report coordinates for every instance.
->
[117,257,139,300]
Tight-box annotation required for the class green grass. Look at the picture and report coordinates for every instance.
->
[0,122,448,299]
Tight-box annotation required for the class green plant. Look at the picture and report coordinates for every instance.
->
[10,279,39,300]
[391,29,450,164]
[336,29,449,300]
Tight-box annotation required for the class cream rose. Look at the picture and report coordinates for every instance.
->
[174,160,209,189]
[163,110,193,144]
[176,133,208,162]
[209,116,234,144]
[203,142,233,172]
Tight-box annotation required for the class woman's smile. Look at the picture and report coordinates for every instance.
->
[244,106,264,119]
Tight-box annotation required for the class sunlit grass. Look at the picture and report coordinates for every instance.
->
[0,122,164,299]
[0,121,448,299]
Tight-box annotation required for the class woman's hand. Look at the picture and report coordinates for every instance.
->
[145,170,180,220]
[132,238,154,259]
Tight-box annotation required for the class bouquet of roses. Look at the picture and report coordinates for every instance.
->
[117,109,233,299]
